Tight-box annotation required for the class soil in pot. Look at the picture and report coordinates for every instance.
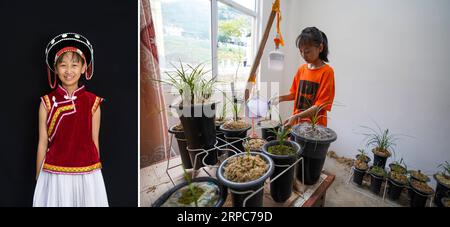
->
[389,163,407,174]
[263,140,301,203]
[292,123,337,185]
[433,173,450,207]
[410,180,434,207]
[243,138,267,152]
[369,166,386,195]
[169,124,192,169]
[409,170,430,182]
[223,154,268,183]
[258,120,280,141]
[387,171,407,201]
[217,152,274,207]
[372,148,391,169]
[353,159,368,185]
[356,154,371,164]
[153,177,227,207]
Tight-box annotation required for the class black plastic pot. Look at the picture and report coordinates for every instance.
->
[372,149,391,169]
[215,121,227,156]
[387,178,405,201]
[291,125,337,185]
[353,167,367,185]
[369,172,384,195]
[168,125,193,169]
[176,103,218,169]
[152,177,228,207]
[220,123,251,154]
[262,140,301,203]
[258,120,280,142]
[216,152,274,207]
[433,174,450,207]
[409,185,433,207]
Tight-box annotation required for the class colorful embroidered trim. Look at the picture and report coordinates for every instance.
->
[54,46,86,63]
[92,96,102,114]
[47,104,75,137]
[43,162,102,173]
[43,95,51,111]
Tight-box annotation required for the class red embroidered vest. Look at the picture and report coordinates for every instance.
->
[41,85,103,174]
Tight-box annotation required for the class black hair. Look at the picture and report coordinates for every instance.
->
[295,27,329,62]
[55,51,85,66]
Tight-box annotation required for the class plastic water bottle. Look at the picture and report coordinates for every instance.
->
[268,48,284,71]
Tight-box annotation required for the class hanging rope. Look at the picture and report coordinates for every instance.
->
[272,0,284,47]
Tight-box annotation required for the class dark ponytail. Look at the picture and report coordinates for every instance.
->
[296,27,329,62]
[319,31,329,62]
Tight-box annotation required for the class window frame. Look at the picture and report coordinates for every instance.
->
[212,0,261,86]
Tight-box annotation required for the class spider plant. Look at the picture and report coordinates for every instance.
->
[267,115,297,156]
[438,161,450,176]
[299,102,331,131]
[390,158,407,174]
[370,165,387,177]
[361,123,399,156]
[270,115,291,146]
[356,148,369,162]
[217,91,228,121]
[152,60,213,105]
[182,166,199,207]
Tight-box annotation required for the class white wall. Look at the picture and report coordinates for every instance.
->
[260,0,450,186]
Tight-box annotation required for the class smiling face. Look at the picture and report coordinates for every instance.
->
[55,52,86,87]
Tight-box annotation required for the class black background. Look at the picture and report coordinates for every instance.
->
[0,0,137,206]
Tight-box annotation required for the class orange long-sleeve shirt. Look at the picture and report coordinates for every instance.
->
[289,63,335,127]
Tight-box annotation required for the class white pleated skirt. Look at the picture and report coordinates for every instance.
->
[33,170,109,207]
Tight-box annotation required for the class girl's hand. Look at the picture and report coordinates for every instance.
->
[284,115,297,127]
[269,96,281,106]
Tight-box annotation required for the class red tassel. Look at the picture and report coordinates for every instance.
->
[47,68,57,89]
[85,65,91,80]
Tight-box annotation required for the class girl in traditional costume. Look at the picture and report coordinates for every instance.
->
[33,33,108,207]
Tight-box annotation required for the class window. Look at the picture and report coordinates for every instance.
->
[151,0,259,92]
[151,0,212,71]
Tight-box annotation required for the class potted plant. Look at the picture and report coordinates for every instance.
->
[168,123,192,169]
[153,167,227,207]
[356,148,371,164]
[219,94,251,153]
[409,170,430,182]
[389,158,407,174]
[262,122,301,203]
[407,170,430,199]
[387,170,408,201]
[409,179,434,207]
[291,103,337,185]
[368,165,386,195]
[362,125,399,169]
[433,161,450,207]
[155,61,218,169]
[353,154,369,186]
[216,148,274,207]
[243,137,267,153]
